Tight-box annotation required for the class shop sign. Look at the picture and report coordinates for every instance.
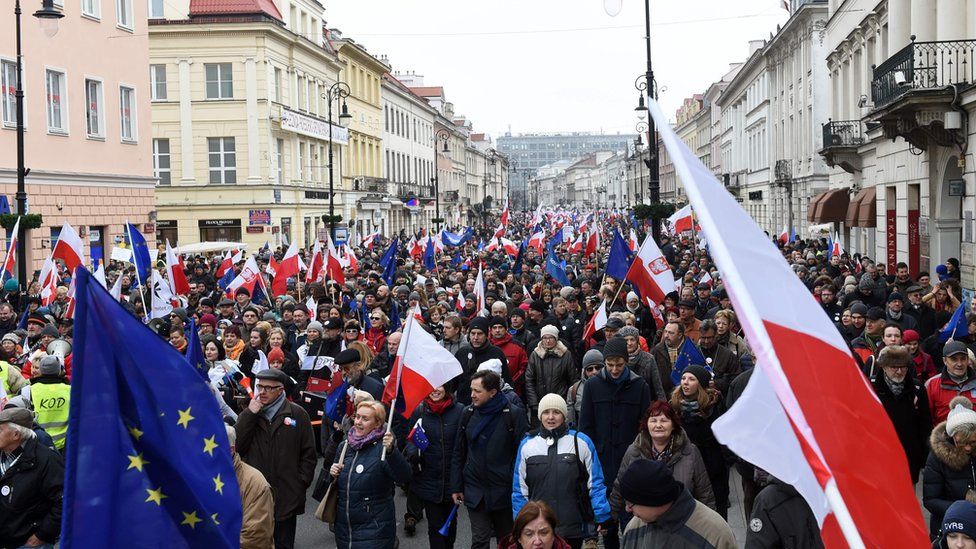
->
[249,209,271,226]
[199,219,241,228]
[280,108,349,145]
[246,226,265,234]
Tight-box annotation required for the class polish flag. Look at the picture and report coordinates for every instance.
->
[624,233,675,305]
[225,256,265,298]
[668,204,694,233]
[382,306,463,417]
[646,298,665,329]
[325,235,345,285]
[265,254,279,278]
[584,227,600,258]
[215,250,235,278]
[473,262,485,314]
[699,271,713,287]
[341,246,359,273]
[1,217,19,281]
[581,299,608,342]
[165,240,190,295]
[568,233,585,255]
[500,205,510,227]
[272,240,300,296]
[361,231,380,250]
[455,291,466,312]
[528,231,546,254]
[649,99,927,548]
[778,226,790,244]
[628,228,639,251]
[305,240,324,284]
[38,255,59,306]
[485,237,517,256]
[830,232,844,258]
[52,222,84,272]
[492,224,506,240]
[406,236,423,257]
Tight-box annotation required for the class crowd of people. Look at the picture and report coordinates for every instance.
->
[0,209,975,549]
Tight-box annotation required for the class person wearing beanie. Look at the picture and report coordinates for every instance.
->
[198,313,218,337]
[925,395,976,537]
[886,291,919,332]
[870,345,931,483]
[526,300,555,336]
[902,329,938,381]
[670,362,729,520]
[525,323,577,427]
[453,313,512,406]
[22,354,71,450]
[512,392,612,547]
[489,315,529,400]
[567,349,603,424]
[935,500,976,549]
[618,458,735,548]
[850,305,889,369]
[577,336,651,548]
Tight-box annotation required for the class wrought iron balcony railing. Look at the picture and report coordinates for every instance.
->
[822,120,864,148]
[872,38,976,107]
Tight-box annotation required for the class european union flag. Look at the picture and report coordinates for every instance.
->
[671,337,707,387]
[606,229,634,282]
[185,318,208,382]
[546,229,570,286]
[512,240,526,277]
[216,266,235,291]
[380,238,399,286]
[423,238,436,271]
[63,268,242,548]
[125,223,152,289]
[389,299,401,332]
[324,380,350,424]
[941,303,971,342]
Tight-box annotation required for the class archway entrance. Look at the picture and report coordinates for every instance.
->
[932,156,963,268]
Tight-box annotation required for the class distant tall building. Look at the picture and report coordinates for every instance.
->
[497,132,635,210]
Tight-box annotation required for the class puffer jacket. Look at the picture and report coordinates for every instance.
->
[0,438,63,548]
[610,429,715,516]
[332,436,412,549]
[525,340,579,414]
[925,368,976,425]
[923,421,976,536]
[512,428,612,540]
[403,400,464,503]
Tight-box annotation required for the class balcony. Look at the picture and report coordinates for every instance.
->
[867,38,974,149]
[819,120,863,173]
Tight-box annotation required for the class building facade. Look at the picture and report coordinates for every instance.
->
[0,0,155,271]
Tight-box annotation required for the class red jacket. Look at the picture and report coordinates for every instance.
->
[364,326,387,356]
[912,351,937,382]
[491,333,528,396]
[925,370,976,425]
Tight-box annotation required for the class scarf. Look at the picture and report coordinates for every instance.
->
[610,366,631,385]
[424,395,455,415]
[884,375,905,397]
[224,339,245,361]
[347,426,384,451]
[650,437,673,463]
[680,397,701,415]
[259,391,286,422]
[539,422,568,443]
[469,392,508,448]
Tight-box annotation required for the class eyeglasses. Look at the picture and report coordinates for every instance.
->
[255,384,283,393]
[370,316,382,321]
[585,366,600,372]
[344,329,359,333]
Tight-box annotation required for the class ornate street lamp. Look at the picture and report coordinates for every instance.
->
[432,129,450,229]
[321,81,352,239]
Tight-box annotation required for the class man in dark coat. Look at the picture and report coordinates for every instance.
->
[578,337,651,549]
[451,370,528,549]
[454,317,511,405]
[235,369,317,549]
[698,319,741,397]
[652,321,686,395]
[904,285,938,340]
[745,475,824,549]
[870,345,931,482]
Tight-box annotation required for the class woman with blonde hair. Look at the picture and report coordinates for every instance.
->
[713,310,752,363]
[365,308,388,355]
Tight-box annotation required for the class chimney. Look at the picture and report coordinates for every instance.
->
[748,39,764,55]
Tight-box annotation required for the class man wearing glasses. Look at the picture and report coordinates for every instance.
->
[236,369,316,549]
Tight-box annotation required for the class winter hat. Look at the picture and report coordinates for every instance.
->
[529,300,548,314]
[682,364,712,387]
[489,316,508,328]
[617,326,640,339]
[199,314,217,330]
[1,333,20,345]
[267,347,285,364]
[38,355,62,376]
[408,291,421,302]
[40,325,59,338]
[559,287,576,299]
[477,358,503,377]
[306,321,324,334]
[537,393,569,420]
[940,500,976,544]
[605,317,625,330]
[946,397,976,437]
[3,279,17,292]
[540,325,560,339]
[626,291,639,303]
[858,276,875,290]
[902,329,920,344]
[843,275,857,287]
[582,349,604,369]
[468,316,490,334]
[618,458,683,507]
[603,337,629,359]
[887,292,904,304]
[850,303,868,316]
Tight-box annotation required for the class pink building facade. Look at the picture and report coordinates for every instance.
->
[0,0,155,277]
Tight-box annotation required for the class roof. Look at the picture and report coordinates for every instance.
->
[382,73,436,109]
[409,86,445,98]
[189,0,282,20]
[470,133,486,141]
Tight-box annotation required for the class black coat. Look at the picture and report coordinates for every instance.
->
[454,343,511,405]
[924,422,976,536]
[745,480,824,549]
[700,343,741,397]
[0,438,63,547]
[577,368,651,487]
[871,374,931,481]
[450,400,529,512]
[404,401,464,503]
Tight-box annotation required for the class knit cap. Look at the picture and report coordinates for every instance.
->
[617,326,640,339]
[582,349,604,369]
[603,337,629,359]
[946,397,976,437]
[537,393,568,420]
[540,325,560,339]
[306,321,324,334]
[267,347,285,363]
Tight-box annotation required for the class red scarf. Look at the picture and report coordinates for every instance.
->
[424,395,454,415]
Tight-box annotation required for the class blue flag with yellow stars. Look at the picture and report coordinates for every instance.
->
[671,336,708,387]
[125,222,152,288]
[62,267,242,548]
[184,318,209,382]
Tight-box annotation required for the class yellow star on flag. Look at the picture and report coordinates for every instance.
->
[127,453,148,472]
[145,487,167,506]
[128,425,144,441]
[202,435,218,456]
[181,510,202,529]
[211,513,221,525]
[213,474,225,495]
[176,407,195,429]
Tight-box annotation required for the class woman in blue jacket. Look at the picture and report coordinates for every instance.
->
[513,393,613,549]
[404,383,465,549]
[329,401,412,548]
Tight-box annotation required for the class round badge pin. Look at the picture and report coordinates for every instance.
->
[0,486,9,496]
[749,518,763,533]
[355,464,364,474]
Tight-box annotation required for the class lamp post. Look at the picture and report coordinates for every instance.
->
[634,121,648,206]
[634,0,661,243]
[322,81,351,240]
[483,148,498,229]
[14,0,62,287]
[432,129,450,229]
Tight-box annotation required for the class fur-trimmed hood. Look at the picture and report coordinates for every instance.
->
[930,421,975,470]
[534,340,568,358]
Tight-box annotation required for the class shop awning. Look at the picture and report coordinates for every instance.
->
[856,186,877,228]
[807,188,850,224]
[846,189,867,227]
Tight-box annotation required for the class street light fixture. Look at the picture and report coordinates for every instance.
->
[13,0,64,287]
[322,81,351,239]
[432,129,450,230]
[635,121,648,206]
[636,0,662,243]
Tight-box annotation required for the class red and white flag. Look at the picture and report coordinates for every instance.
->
[215,250,237,278]
[361,231,380,250]
[225,256,265,298]
[581,299,607,342]
[265,254,279,278]
[52,222,84,272]
[492,223,506,240]
[627,228,639,251]
[649,99,927,548]
[325,235,345,285]
[528,230,546,254]
[584,226,600,257]
[568,233,585,255]
[831,232,844,258]
[646,298,665,330]
[305,240,324,284]
[778,226,790,244]
[486,237,518,256]
[473,263,485,314]
[667,204,694,234]
[165,240,191,296]
[624,233,675,305]
[699,271,713,287]
[38,255,59,306]
[500,205,510,227]
[340,246,359,273]
[1,217,19,281]
[272,240,300,296]
[382,306,463,417]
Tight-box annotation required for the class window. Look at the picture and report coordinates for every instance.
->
[85,78,103,137]
[81,0,99,18]
[45,69,67,133]
[297,141,305,181]
[275,138,283,184]
[296,75,305,110]
[119,85,136,141]
[208,137,236,184]
[150,65,166,100]
[153,138,170,185]
[116,0,133,28]
[148,0,164,18]
[1,60,19,128]
[205,63,233,99]
[272,67,281,103]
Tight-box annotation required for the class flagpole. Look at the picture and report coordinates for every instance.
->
[380,312,412,461]
[125,221,150,323]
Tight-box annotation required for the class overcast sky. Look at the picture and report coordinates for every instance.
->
[327,0,788,139]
